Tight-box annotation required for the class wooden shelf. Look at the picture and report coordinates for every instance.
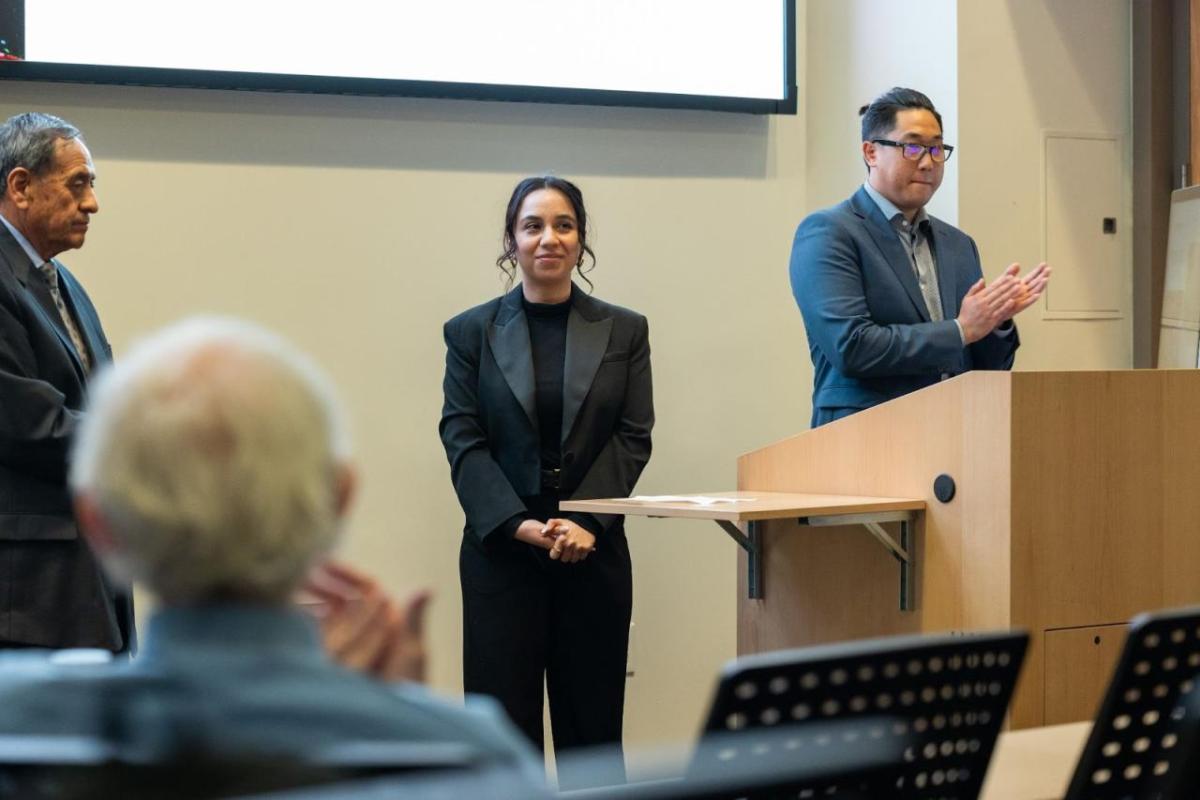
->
[560,490,925,522]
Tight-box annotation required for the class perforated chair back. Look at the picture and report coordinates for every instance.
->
[557,723,901,800]
[697,630,1029,799]
[1064,606,1200,800]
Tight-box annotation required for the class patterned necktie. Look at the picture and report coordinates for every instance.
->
[894,216,943,322]
[909,223,943,322]
[37,261,91,372]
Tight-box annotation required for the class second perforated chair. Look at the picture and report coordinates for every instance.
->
[694,629,1029,799]
[1063,606,1200,800]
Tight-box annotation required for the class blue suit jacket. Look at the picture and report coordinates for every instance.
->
[790,187,1019,426]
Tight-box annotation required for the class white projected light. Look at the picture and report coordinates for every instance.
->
[9,0,794,113]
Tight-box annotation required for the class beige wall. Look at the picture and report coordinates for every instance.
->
[809,0,1132,373]
[0,0,1133,761]
[806,0,959,221]
[959,0,1133,370]
[0,44,809,753]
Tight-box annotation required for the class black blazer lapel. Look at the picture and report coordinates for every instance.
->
[0,223,35,286]
[851,187,930,322]
[56,263,107,369]
[30,285,85,381]
[562,288,612,442]
[0,231,87,380]
[0,225,55,322]
[486,287,537,430]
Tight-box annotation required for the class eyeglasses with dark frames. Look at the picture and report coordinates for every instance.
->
[871,139,955,163]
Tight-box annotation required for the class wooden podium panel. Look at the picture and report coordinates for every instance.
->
[737,370,1200,729]
[1042,623,1128,726]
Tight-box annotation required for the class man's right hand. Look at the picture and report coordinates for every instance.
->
[956,269,1023,344]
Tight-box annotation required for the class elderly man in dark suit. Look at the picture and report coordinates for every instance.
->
[790,87,1051,427]
[0,112,133,650]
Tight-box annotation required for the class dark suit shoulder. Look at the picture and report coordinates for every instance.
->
[443,295,505,339]
[574,292,646,328]
[794,195,861,237]
[926,214,972,244]
[0,247,26,301]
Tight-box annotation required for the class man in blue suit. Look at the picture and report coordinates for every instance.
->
[790,88,1049,427]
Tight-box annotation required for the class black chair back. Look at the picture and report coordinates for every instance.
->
[560,722,903,800]
[1064,606,1200,800]
[696,630,1029,799]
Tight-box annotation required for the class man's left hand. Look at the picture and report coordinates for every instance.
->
[997,262,1051,322]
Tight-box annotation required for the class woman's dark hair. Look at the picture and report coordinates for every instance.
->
[496,175,596,291]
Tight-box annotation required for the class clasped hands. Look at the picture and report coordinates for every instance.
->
[956,262,1051,344]
[514,517,595,563]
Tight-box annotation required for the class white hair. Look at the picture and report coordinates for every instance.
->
[69,317,351,605]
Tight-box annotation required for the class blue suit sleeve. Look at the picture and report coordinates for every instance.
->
[790,212,967,378]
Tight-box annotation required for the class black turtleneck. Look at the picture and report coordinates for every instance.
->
[523,295,571,471]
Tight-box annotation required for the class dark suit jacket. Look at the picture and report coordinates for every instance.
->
[0,222,132,650]
[440,284,653,546]
[790,186,1019,426]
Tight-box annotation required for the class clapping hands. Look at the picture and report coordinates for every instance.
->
[297,560,431,684]
[956,262,1051,344]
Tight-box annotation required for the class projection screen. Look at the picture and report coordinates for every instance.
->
[0,1,797,114]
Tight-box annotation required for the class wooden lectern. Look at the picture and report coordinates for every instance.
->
[736,369,1200,730]
[564,370,1200,730]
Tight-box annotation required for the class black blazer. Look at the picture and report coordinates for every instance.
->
[0,222,132,650]
[440,284,653,545]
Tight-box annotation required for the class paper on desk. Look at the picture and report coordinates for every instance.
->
[623,495,756,506]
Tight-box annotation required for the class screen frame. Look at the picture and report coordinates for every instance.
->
[0,1,797,115]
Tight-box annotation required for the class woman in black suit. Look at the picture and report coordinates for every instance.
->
[439,176,653,775]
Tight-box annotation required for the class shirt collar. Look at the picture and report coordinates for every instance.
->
[862,181,929,232]
[136,604,326,666]
[0,212,48,268]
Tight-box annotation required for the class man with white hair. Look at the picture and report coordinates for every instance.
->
[0,316,538,774]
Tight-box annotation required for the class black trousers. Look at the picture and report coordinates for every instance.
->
[460,494,632,774]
